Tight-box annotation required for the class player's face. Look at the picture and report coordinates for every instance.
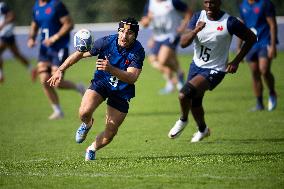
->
[118,28,136,48]
[203,0,221,19]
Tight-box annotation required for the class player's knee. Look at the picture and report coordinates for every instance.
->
[179,82,197,100]
[40,77,51,87]
[38,68,51,85]
[79,108,92,123]
[259,67,270,77]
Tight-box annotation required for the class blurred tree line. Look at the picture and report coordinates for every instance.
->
[3,0,284,26]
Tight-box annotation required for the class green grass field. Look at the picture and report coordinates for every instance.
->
[0,52,283,189]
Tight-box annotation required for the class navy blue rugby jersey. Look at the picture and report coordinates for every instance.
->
[239,0,277,48]
[32,0,70,50]
[90,34,145,100]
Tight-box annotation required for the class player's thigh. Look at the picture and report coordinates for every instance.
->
[158,45,174,65]
[189,75,210,96]
[79,89,104,115]
[248,61,260,75]
[258,57,271,74]
[167,51,179,70]
[148,54,157,63]
[37,62,51,82]
[0,41,7,54]
[8,42,21,57]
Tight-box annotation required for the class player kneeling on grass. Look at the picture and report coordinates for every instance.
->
[47,18,145,160]
[168,0,256,142]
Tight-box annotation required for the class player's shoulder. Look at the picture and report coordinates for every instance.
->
[133,40,144,51]
[51,0,67,10]
[129,40,145,59]
[193,10,203,18]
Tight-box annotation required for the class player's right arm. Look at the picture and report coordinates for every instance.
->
[27,21,39,48]
[180,21,205,48]
[0,6,15,30]
[47,51,91,86]
[172,0,193,34]
[180,12,205,48]
[140,0,152,27]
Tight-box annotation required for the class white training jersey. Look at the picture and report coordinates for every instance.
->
[0,2,14,37]
[193,10,232,72]
[148,0,183,42]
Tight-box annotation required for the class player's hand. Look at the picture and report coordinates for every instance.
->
[47,69,63,87]
[268,45,277,59]
[96,56,113,72]
[194,21,206,33]
[226,61,239,74]
[27,38,36,48]
[43,34,59,47]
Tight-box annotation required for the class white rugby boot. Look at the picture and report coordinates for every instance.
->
[168,119,188,139]
[191,127,210,143]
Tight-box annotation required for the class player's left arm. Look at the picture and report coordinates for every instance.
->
[97,49,145,84]
[226,17,257,73]
[265,1,277,59]
[103,63,142,84]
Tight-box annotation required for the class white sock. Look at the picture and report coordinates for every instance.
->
[165,80,174,90]
[51,104,62,113]
[87,142,96,151]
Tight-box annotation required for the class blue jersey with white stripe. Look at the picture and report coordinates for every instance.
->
[32,0,70,50]
[239,0,276,48]
[90,34,145,100]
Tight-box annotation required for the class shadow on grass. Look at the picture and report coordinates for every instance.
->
[129,109,233,117]
[212,138,284,144]
[99,151,284,162]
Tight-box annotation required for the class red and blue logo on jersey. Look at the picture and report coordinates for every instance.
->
[45,7,52,14]
[125,59,130,65]
[253,7,260,14]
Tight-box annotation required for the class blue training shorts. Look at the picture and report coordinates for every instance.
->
[187,62,225,90]
[38,46,69,67]
[246,46,268,62]
[0,35,15,45]
[89,79,130,113]
[150,36,180,55]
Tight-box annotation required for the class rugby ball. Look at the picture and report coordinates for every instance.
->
[74,29,93,52]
